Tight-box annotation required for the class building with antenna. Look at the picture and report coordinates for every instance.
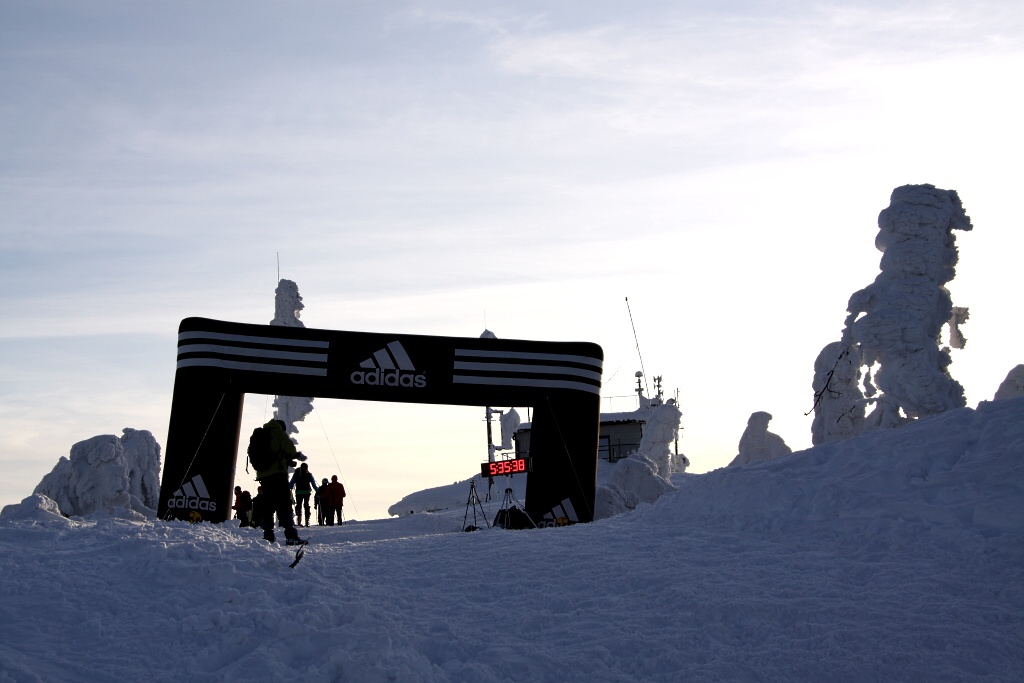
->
[512,371,687,472]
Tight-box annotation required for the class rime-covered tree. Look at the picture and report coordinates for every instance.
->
[729,412,791,466]
[813,184,972,444]
[994,365,1024,401]
[33,429,162,516]
[810,342,865,445]
[271,279,314,442]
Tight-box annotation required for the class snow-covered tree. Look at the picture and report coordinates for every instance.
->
[729,411,792,466]
[598,454,674,518]
[994,365,1024,401]
[270,278,314,442]
[813,184,972,443]
[593,397,681,519]
[636,398,682,478]
[811,342,865,445]
[33,428,161,517]
[120,427,162,509]
[271,278,305,328]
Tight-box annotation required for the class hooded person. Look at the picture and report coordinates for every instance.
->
[289,461,318,527]
[323,475,347,526]
[251,419,306,545]
[232,486,253,527]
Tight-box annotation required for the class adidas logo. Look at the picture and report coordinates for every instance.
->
[539,497,579,527]
[168,474,218,512]
[350,341,427,388]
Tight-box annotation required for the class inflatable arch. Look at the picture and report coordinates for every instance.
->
[157,317,603,525]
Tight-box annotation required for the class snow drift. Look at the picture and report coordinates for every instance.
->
[1,398,1021,682]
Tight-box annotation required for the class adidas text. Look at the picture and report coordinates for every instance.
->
[168,497,217,512]
[350,368,427,388]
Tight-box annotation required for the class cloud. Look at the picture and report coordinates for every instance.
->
[2,0,1022,513]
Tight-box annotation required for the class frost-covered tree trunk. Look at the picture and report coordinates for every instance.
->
[814,184,972,444]
[270,279,314,442]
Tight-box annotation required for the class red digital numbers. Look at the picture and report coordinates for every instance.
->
[482,457,529,478]
[488,461,514,476]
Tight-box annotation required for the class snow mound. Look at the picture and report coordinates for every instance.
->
[654,396,1024,537]
[595,453,675,519]
[1,397,1022,682]
[0,493,73,526]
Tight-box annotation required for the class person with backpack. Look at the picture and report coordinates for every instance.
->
[314,478,329,525]
[232,486,253,527]
[247,418,306,545]
[322,475,347,526]
[289,462,319,527]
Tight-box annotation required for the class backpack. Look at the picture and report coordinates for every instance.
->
[246,426,277,472]
[238,490,252,511]
[294,470,315,494]
[493,505,534,530]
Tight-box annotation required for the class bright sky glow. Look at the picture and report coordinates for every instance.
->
[2,1,1022,519]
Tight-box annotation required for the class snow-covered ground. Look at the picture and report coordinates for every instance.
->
[2,397,1022,682]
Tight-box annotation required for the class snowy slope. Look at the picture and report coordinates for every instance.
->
[1,399,1022,682]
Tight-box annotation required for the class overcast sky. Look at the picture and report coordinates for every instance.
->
[2,1,1022,519]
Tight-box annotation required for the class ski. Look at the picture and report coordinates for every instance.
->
[288,541,307,568]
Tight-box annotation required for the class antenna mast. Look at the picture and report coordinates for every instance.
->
[625,297,649,396]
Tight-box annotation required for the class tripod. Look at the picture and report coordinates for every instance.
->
[495,481,537,529]
[463,479,490,531]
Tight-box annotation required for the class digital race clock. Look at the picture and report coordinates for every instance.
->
[480,457,532,478]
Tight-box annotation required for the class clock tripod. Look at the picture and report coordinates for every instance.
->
[494,478,537,529]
